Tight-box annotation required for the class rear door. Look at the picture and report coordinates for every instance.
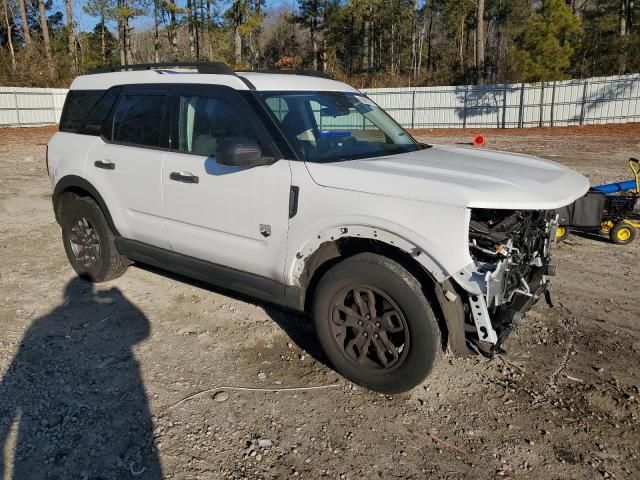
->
[85,85,170,249]
[162,85,292,282]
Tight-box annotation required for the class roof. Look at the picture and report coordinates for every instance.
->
[69,68,358,93]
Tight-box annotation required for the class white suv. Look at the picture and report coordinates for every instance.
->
[48,62,589,393]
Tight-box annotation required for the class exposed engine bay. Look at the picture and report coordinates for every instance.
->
[461,209,557,352]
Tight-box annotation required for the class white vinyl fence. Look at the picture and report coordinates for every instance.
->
[1,73,639,128]
[362,74,640,128]
[0,86,68,126]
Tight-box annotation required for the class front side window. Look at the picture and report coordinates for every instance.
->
[257,91,420,162]
[112,94,165,147]
[176,96,259,156]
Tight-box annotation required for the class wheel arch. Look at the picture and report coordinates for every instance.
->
[290,228,471,356]
[52,175,119,235]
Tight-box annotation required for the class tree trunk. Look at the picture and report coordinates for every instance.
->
[426,2,434,70]
[620,0,627,36]
[118,0,126,65]
[100,2,106,65]
[390,21,395,75]
[125,21,133,64]
[234,26,242,65]
[322,37,327,71]
[476,0,485,82]
[37,0,54,77]
[410,0,417,80]
[3,0,16,70]
[187,0,195,58]
[17,0,30,45]
[153,0,160,63]
[363,20,369,71]
[206,0,212,58]
[193,0,200,59]
[458,16,465,66]
[66,0,78,74]
[311,14,318,70]
[169,0,178,58]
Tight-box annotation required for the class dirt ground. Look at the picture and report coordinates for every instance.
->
[1,124,639,480]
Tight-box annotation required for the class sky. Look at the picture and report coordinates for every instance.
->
[52,0,297,33]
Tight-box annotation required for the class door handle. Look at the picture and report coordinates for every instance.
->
[169,171,199,184]
[94,160,115,170]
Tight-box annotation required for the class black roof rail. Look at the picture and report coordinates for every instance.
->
[88,62,235,75]
[236,69,336,80]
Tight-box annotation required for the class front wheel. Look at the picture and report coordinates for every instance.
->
[312,253,441,394]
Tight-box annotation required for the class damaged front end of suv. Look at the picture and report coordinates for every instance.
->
[454,208,559,354]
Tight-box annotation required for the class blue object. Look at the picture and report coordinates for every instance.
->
[319,130,351,139]
[592,180,637,194]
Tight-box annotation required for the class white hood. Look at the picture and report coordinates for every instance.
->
[305,145,590,210]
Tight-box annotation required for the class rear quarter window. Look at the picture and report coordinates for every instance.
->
[59,90,104,133]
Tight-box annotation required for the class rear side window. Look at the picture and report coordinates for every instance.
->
[111,95,165,147]
[59,90,103,133]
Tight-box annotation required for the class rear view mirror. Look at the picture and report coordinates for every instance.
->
[215,138,275,167]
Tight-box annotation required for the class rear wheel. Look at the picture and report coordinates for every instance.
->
[312,253,440,394]
[609,222,636,245]
[61,197,128,282]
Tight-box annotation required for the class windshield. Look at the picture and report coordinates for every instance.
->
[257,91,420,162]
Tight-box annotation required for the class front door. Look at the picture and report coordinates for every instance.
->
[162,86,292,282]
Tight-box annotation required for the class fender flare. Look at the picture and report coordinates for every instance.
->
[52,175,119,234]
[286,224,448,287]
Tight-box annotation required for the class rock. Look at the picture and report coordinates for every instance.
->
[257,438,272,448]
[213,391,229,402]
[257,372,267,380]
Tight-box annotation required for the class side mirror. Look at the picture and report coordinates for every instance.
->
[215,138,275,167]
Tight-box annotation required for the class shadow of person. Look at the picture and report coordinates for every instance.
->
[0,278,162,479]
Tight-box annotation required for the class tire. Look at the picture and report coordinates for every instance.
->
[312,252,441,394]
[556,226,570,242]
[609,222,636,245]
[61,196,128,282]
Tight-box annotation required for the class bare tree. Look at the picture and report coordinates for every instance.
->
[17,0,30,45]
[153,0,160,62]
[186,0,195,57]
[37,0,55,77]
[164,0,178,58]
[476,0,485,82]
[230,0,244,65]
[66,0,78,74]
[2,0,16,70]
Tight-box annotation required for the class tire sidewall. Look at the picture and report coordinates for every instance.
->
[313,255,440,394]
[610,224,636,245]
[61,198,115,281]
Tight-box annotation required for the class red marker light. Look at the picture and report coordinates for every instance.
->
[472,134,485,147]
